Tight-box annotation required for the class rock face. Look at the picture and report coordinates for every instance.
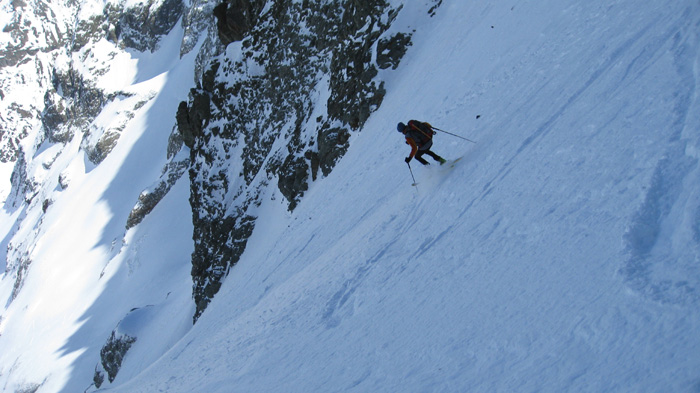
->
[105,0,185,52]
[126,152,190,229]
[377,32,412,70]
[212,0,261,46]
[178,0,415,321]
[42,68,108,144]
[92,305,155,389]
[94,331,137,388]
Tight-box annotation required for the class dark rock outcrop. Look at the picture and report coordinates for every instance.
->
[42,68,107,144]
[9,256,32,303]
[105,0,185,52]
[92,306,156,388]
[377,32,412,70]
[317,126,351,177]
[8,149,38,206]
[176,92,211,149]
[126,155,190,229]
[94,331,137,388]
[212,0,263,46]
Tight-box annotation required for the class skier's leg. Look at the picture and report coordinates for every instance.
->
[425,149,446,163]
[414,151,429,165]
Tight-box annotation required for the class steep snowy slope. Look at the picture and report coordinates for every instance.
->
[0,0,698,391]
[0,16,199,393]
[105,0,700,392]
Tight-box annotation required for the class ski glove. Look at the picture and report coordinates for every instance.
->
[405,156,411,163]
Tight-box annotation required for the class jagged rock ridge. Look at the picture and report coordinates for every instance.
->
[178,0,418,321]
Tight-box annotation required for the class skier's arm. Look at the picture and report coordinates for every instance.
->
[406,138,418,161]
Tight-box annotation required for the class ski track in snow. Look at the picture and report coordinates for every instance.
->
[620,16,700,306]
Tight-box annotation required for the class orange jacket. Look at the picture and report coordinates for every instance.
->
[405,137,419,159]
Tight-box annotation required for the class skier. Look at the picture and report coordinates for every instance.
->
[397,120,446,165]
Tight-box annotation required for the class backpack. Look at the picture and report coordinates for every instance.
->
[406,120,434,146]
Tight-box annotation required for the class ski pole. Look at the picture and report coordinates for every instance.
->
[432,127,476,144]
[407,162,418,188]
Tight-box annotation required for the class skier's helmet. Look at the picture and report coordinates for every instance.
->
[397,122,406,132]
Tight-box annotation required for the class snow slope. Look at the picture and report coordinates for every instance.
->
[1,0,700,392]
[0,25,198,392]
[106,0,700,392]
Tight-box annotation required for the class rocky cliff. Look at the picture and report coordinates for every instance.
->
[177,0,421,321]
[1,0,426,322]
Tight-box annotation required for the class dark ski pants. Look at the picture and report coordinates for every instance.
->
[415,149,443,165]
